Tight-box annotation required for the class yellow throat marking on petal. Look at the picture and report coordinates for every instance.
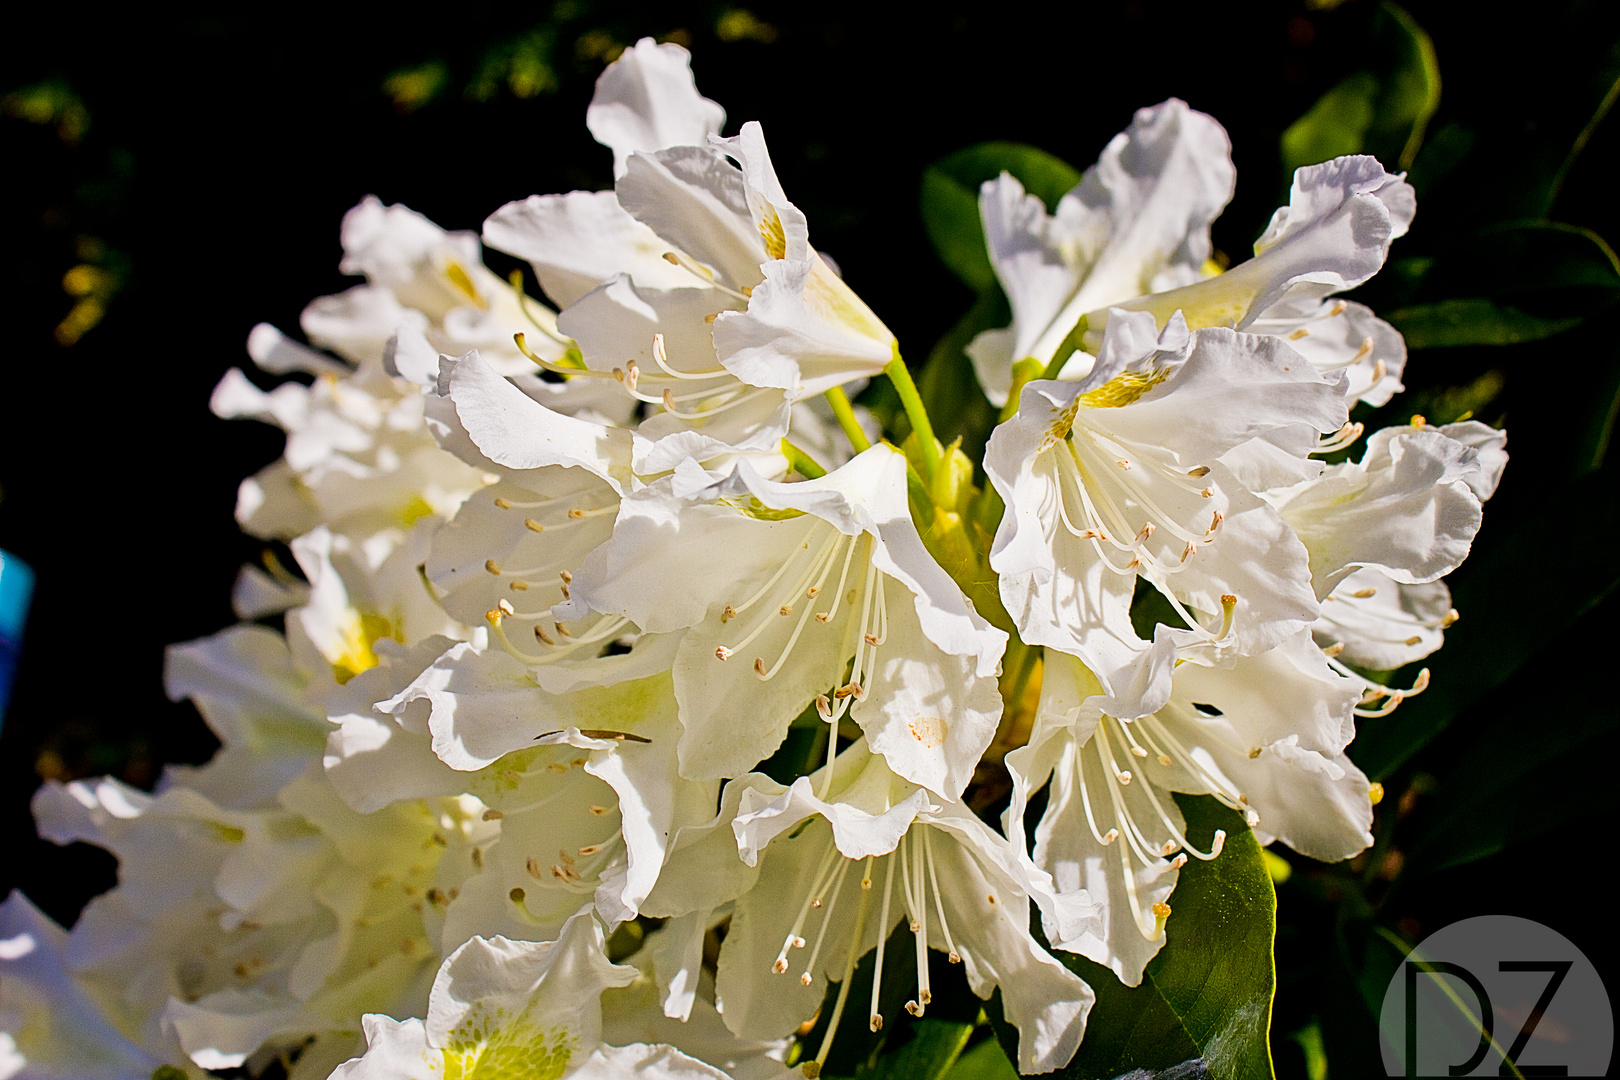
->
[443,260,490,310]
[1038,404,1079,453]
[400,494,436,526]
[721,495,807,522]
[759,208,787,260]
[331,611,402,684]
[441,1006,576,1080]
[1076,366,1169,410]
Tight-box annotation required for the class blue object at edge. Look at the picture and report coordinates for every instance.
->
[0,548,35,727]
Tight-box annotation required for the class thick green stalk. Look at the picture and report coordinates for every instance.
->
[1040,314,1089,381]
[824,385,871,453]
[780,439,828,479]
[884,353,941,482]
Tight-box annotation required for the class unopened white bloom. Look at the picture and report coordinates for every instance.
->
[643,742,1098,1075]
[971,100,1410,408]
[986,310,1346,691]
[566,443,1006,799]
[332,905,726,1080]
[1006,633,1370,984]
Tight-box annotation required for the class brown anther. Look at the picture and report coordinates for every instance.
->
[662,252,680,265]
[1442,608,1460,627]
[524,517,544,533]
[612,367,626,383]
[1182,541,1196,563]
[864,633,880,646]
[779,604,793,616]
[554,621,572,638]
[753,657,769,677]
[1159,754,1172,766]
[720,604,737,623]
[773,958,788,974]
[1329,300,1348,316]
[623,358,639,392]
[1353,337,1375,362]
[1371,358,1387,382]
[525,857,543,880]
[799,972,813,986]
[498,599,515,616]
[510,580,529,591]
[1187,465,1211,478]
[494,497,512,509]
[1135,523,1155,542]
[869,1014,884,1032]
[1207,510,1223,535]
[662,388,678,411]
[1350,587,1377,599]
[704,312,718,324]
[814,612,831,622]
[1117,459,1132,469]
[1201,487,1214,498]
[1321,641,1345,657]
[1249,746,1262,759]
[534,624,556,645]
[806,586,820,598]
[589,803,610,816]
[1289,327,1311,340]
[834,682,862,699]
[909,920,922,932]
[568,508,587,519]
[906,1001,922,1016]
[578,844,603,856]
[715,646,732,661]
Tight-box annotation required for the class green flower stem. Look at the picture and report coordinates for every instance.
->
[824,385,871,453]
[999,357,1047,422]
[780,438,828,479]
[1040,314,1089,381]
[884,353,941,482]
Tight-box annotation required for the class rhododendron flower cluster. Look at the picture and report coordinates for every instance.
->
[2,38,1502,1080]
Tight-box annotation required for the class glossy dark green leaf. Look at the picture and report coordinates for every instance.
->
[1352,468,1620,779]
[991,796,1276,1080]
[916,290,1007,458]
[920,142,1083,295]
[1384,299,1580,348]
[1280,2,1438,175]
[942,1036,1019,1080]
[850,1019,976,1080]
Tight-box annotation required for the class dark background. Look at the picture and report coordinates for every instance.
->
[3,2,1618,1076]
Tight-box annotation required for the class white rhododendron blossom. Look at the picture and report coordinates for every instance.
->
[971,99,1411,409]
[6,35,1507,1080]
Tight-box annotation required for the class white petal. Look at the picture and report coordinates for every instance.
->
[587,39,726,179]
[483,190,694,309]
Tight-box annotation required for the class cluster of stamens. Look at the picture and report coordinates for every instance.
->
[780,828,967,1078]
[1070,706,1258,939]
[479,489,627,666]
[1046,415,1239,644]
[712,526,889,789]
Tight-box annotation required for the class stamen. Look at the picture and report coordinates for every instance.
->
[649,332,728,379]
[869,854,897,1032]
[922,830,961,964]
[812,857,872,1074]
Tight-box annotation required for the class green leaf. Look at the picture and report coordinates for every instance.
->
[1352,468,1620,778]
[992,795,1276,1080]
[942,1036,1019,1080]
[1384,299,1580,348]
[920,142,1082,294]
[917,290,1007,458]
[850,1019,976,1080]
[1280,2,1439,175]
[1381,221,1620,346]
[1281,73,1380,176]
